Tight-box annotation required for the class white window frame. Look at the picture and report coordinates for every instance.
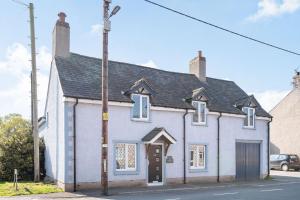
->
[242,107,255,128]
[131,94,150,121]
[190,144,206,170]
[192,101,207,125]
[115,143,137,171]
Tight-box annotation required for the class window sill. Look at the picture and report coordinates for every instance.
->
[243,126,256,130]
[114,170,139,176]
[131,118,151,123]
[192,122,207,127]
[189,168,208,173]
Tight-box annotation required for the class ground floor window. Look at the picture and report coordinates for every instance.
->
[190,144,206,169]
[115,143,137,171]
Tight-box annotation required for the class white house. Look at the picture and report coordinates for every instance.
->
[39,13,272,191]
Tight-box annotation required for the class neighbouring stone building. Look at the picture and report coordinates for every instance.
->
[270,72,300,156]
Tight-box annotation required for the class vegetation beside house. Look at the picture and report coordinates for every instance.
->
[0,114,34,181]
[0,114,59,196]
[0,181,62,196]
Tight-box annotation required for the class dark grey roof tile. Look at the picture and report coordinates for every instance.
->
[55,53,270,118]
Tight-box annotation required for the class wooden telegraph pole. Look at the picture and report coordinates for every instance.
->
[29,3,40,182]
[101,0,110,196]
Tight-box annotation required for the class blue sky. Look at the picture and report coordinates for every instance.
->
[1,0,300,118]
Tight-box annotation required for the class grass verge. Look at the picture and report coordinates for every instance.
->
[0,181,62,196]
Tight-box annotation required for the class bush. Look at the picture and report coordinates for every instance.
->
[0,114,34,181]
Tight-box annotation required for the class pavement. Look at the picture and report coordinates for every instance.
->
[1,170,300,200]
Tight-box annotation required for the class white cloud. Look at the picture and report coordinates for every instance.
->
[0,43,51,119]
[248,0,300,21]
[140,60,158,68]
[90,24,103,34]
[252,90,290,111]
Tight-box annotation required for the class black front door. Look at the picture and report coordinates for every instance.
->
[148,145,163,184]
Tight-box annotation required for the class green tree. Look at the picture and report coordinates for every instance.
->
[0,114,34,181]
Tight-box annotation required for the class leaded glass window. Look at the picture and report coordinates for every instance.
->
[115,143,137,171]
[190,144,206,169]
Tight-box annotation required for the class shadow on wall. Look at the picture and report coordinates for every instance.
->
[270,142,280,154]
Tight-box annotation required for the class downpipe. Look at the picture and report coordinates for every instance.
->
[183,109,188,184]
[217,113,222,183]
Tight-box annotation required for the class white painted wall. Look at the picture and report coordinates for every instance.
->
[219,116,269,177]
[72,102,269,185]
[39,61,65,183]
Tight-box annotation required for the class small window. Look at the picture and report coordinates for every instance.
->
[190,144,206,169]
[132,94,149,120]
[242,107,255,128]
[192,101,207,125]
[115,143,137,171]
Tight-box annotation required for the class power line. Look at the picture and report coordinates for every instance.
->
[144,0,300,56]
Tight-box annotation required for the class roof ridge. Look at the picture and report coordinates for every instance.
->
[69,52,237,84]
[206,77,234,83]
[69,52,196,76]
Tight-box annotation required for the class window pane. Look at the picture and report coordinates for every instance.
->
[249,108,254,126]
[116,144,125,170]
[127,144,136,169]
[198,146,205,168]
[200,103,205,123]
[190,150,194,167]
[132,95,140,118]
[142,96,148,118]
[192,102,199,123]
[243,107,248,126]
[190,145,198,168]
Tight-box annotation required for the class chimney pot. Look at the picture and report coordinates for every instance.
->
[53,12,70,58]
[293,71,300,89]
[58,12,67,23]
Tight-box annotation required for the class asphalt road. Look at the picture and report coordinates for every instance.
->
[2,170,300,200]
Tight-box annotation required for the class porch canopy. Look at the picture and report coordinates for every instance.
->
[142,127,176,156]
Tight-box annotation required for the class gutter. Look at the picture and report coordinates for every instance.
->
[217,113,222,183]
[73,99,78,191]
[183,109,188,184]
[267,117,273,177]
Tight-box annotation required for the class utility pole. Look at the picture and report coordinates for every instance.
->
[101,0,110,195]
[101,0,121,195]
[29,2,40,182]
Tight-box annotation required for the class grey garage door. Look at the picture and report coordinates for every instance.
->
[236,142,260,181]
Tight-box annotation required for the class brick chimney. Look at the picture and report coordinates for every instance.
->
[189,51,206,82]
[52,12,70,57]
[293,71,300,89]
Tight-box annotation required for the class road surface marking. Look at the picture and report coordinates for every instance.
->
[261,188,283,192]
[213,192,239,196]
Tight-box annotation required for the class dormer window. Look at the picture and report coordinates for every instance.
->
[192,101,207,125]
[242,107,255,128]
[132,94,149,121]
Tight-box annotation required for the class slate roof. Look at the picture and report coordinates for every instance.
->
[55,53,271,118]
